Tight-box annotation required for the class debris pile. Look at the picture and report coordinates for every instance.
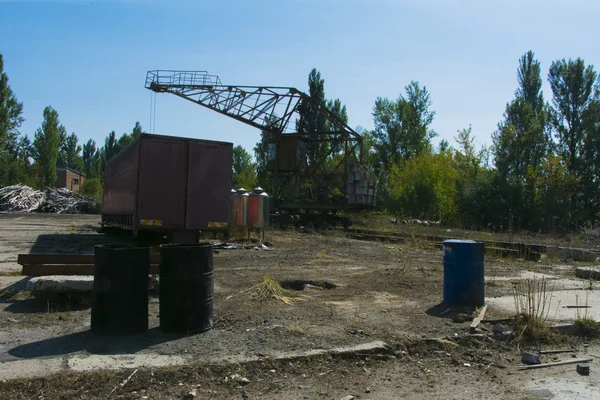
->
[0,185,45,212]
[38,187,100,214]
[0,185,100,214]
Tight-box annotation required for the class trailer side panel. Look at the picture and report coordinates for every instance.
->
[186,140,233,230]
[137,136,188,229]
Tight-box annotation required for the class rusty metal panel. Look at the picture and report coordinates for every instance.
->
[186,140,233,230]
[137,136,188,229]
[102,140,140,214]
[277,135,298,172]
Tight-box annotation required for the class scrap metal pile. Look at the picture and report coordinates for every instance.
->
[0,185,100,214]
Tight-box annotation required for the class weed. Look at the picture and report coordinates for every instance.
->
[575,291,599,337]
[512,278,555,342]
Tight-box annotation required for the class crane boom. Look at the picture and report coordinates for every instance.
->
[145,70,373,212]
[145,70,362,143]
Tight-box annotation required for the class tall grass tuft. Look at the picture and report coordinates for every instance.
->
[512,277,554,341]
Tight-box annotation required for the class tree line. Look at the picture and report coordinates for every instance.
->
[3,51,599,232]
[236,51,600,232]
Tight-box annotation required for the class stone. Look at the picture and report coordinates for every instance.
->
[453,313,474,323]
[340,396,356,400]
[230,374,250,384]
[575,267,600,281]
[577,363,590,376]
[521,351,541,365]
[27,275,94,293]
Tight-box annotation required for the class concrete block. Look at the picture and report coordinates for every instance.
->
[27,275,94,293]
[577,363,590,375]
[547,246,595,262]
[575,267,600,280]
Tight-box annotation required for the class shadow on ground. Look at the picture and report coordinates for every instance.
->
[8,327,189,359]
[4,293,92,314]
[29,233,134,255]
[425,302,477,320]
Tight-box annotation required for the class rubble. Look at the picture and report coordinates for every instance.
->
[0,185,45,212]
[38,187,100,214]
[0,185,100,214]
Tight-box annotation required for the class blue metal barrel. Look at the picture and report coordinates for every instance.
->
[443,240,485,306]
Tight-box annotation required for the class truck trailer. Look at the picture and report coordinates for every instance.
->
[102,133,233,242]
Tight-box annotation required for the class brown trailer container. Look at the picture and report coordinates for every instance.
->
[102,133,233,241]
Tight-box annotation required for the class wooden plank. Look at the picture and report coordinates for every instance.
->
[18,254,94,265]
[22,264,160,276]
[18,254,161,265]
[518,358,592,370]
[482,318,514,324]
[540,349,576,355]
[469,305,488,332]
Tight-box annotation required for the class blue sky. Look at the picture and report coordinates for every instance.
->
[1,0,599,156]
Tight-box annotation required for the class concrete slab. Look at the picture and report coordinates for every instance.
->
[68,354,188,372]
[576,267,600,280]
[486,271,587,290]
[487,287,600,322]
[547,246,597,262]
[0,358,64,380]
[26,275,94,293]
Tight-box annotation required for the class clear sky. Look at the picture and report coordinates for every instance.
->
[1,0,599,156]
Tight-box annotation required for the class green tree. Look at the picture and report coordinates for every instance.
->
[387,151,458,221]
[438,139,451,153]
[371,81,437,169]
[82,139,97,178]
[548,57,600,225]
[493,51,550,179]
[58,132,83,172]
[80,178,102,200]
[297,68,328,165]
[253,114,279,193]
[492,51,551,230]
[104,131,116,161]
[232,145,257,189]
[548,58,598,174]
[33,106,62,188]
[132,121,143,138]
[326,98,348,155]
[0,53,25,186]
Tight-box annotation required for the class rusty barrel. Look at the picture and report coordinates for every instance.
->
[442,240,485,306]
[91,244,150,335]
[159,243,214,333]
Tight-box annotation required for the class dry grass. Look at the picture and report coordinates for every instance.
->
[307,250,354,264]
[226,274,306,305]
[512,277,556,342]
[575,290,600,337]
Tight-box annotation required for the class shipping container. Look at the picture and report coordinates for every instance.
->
[102,133,233,241]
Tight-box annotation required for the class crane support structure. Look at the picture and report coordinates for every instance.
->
[145,70,373,212]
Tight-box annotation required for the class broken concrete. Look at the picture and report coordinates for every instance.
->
[547,246,596,262]
[575,267,600,281]
[26,275,94,293]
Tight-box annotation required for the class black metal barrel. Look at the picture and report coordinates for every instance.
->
[91,244,150,335]
[159,243,214,333]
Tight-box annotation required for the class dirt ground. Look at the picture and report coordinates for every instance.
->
[0,213,598,399]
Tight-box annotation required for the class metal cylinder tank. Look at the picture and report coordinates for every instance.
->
[231,188,248,227]
[247,187,268,228]
[159,243,214,333]
[91,244,150,336]
[262,193,271,227]
[442,240,485,306]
